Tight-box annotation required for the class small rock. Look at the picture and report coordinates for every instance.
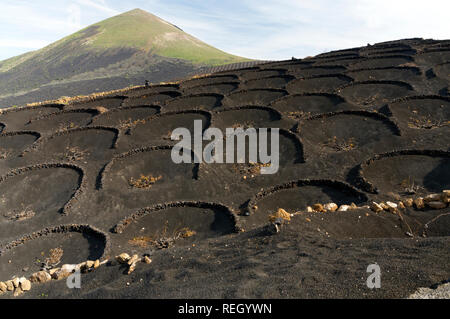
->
[22,267,29,272]
[61,264,77,273]
[86,260,95,268]
[93,260,100,269]
[95,106,108,114]
[312,203,325,213]
[49,268,60,276]
[398,201,405,209]
[324,203,338,212]
[127,255,140,275]
[337,205,350,212]
[52,269,71,280]
[13,287,23,297]
[370,202,383,213]
[116,253,131,264]
[386,201,398,213]
[414,197,425,209]
[403,198,414,207]
[19,277,31,291]
[0,282,7,293]
[29,271,52,283]
[78,262,89,272]
[379,202,389,210]
[128,254,140,266]
[426,201,447,209]
[12,277,20,288]
[424,193,441,202]
[350,203,358,209]
[441,190,450,203]
[143,256,152,264]
[5,280,14,291]
[405,232,414,237]
[306,206,313,213]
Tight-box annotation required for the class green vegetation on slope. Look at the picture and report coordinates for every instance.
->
[51,8,249,66]
[0,8,253,107]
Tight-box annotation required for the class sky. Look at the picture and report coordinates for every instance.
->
[1,0,450,61]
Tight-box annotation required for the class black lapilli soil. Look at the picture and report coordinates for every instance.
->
[0,38,449,299]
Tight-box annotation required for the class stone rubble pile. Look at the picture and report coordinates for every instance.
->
[0,253,152,297]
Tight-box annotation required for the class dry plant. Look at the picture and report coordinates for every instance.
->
[128,236,153,248]
[61,146,89,162]
[129,174,163,189]
[118,118,146,130]
[407,115,449,129]
[128,221,196,250]
[233,162,271,176]
[286,111,312,120]
[57,121,78,132]
[400,176,422,195]
[268,208,291,223]
[0,148,11,159]
[39,247,64,270]
[322,136,357,152]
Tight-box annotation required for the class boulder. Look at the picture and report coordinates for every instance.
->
[29,271,52,283]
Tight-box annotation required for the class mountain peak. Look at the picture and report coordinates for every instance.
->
[0,8,251,107]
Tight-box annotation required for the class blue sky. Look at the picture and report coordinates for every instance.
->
[1,0,449,61]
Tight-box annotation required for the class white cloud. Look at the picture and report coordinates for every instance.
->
[1,0,450,61]
[0,39,50,49]
[76,0,120,15]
